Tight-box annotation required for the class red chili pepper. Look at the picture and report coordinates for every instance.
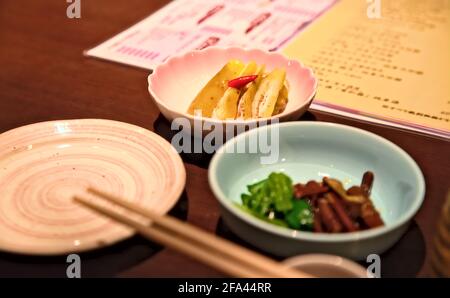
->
[228,75,258,89]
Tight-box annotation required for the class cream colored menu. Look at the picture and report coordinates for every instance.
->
[283,0,450,138]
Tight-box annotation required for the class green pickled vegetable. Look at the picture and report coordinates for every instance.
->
[285,200,314,230]
[243,179,271,215]
[235,204,289,228]
[241,172,293,216]
[266,172,293,212]
[239,172,316,231]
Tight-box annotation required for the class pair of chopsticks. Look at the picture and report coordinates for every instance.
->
[74,188,312,278]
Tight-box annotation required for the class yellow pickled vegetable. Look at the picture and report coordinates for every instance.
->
[272,84,288,115]
[187,60,244,117]
[187,59,289,120]
[252,68,286,118]
[236,65,265,119]
[212,61,258,120]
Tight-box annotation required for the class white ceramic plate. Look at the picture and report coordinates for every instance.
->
[0,119,185,255]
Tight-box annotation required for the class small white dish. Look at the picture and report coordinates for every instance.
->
[283,254,371,278]
[0,119,186,255]
[148,47,317,135]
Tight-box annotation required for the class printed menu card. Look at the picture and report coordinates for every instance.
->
[283,0,450,138]
[86,0,336,69]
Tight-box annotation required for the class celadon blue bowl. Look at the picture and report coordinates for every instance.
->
[208,122,425,260]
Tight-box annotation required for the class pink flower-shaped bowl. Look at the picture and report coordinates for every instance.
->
[148,47,317,135]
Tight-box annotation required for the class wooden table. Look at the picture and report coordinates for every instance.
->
[0,0,448,277]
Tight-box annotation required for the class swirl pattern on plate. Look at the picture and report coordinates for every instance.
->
[0,119,185,255]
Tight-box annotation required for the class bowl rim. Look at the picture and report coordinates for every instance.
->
[282,253,370,277]
[208,121,426,242]
[147,46,318,125]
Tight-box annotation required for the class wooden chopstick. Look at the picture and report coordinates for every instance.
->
[86,187,309,277]
[73,188,312,278]
[74,196,263,277]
